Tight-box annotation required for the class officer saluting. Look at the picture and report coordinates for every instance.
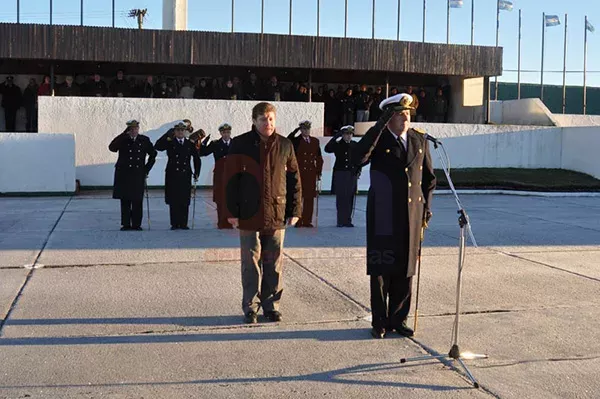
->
[324,125,361,227]
[109,120,157,231]
[155,122,201,230]
[287,120,323,228]
[199,123,233,229]
[352,93,436,339]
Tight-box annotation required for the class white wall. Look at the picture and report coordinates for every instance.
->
[490,99,557,127]
[561,127,600,179]
[554,114,600,127]
[0,133,76,193]
[38,97,324,187]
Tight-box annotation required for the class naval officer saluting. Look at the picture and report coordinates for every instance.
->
[352,93,437,339]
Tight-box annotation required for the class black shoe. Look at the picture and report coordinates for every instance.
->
[244,311,258,324]
[394,322,414,337]
[120,226,131,231]
[132,226,143,231]
[371,327,386,339]
[180,226,190,230]
[264,311,283,322]
[345,223,355,227]
[170,226,178,230]
[337,223,344,227]
[295,223,303,228]
[305,223,314,228]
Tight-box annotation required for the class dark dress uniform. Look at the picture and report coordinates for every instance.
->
[199,137,232,229]
[1,78,22,132]
[287,129,323,227]
[155,129,201,229]
[324,133,360,227]
[108,129,157,230]
[353,96,436,337]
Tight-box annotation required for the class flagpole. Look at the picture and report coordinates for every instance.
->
[397,0,401,41]
[17,0,20,23]
[80,0,83,25]
[494,0,500,100]
[372,0,376,39]
[344,0,348,37]
[231,0,235,33]
[261,0,264,33]
[289,0,292,35]
[446,0,450,44]
[517,9,522,99]
[316,0,320,36]
[562,13,568,114]
[422,0,426,42]
[471,0,475,45]
[541,12,545,101]
[584,16,588,115]
[50,0,53,25]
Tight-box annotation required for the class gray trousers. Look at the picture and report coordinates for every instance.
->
[239,229,286,314]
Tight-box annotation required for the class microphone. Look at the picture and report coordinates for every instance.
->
[414,128,441,145]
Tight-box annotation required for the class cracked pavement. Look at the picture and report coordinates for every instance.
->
[0,191,599,398]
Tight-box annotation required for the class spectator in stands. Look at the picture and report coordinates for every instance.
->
[390,87,399,96]
[221,79,238,100]
[1,76,22,132]
[324,88,341,135]
[166,78,177,98]
[142,75,154,98]
[286,82,300,102]
[298,84,309,102]
[341,87,355,126]
[335,85,345,100]
[266,75,282,102]
[38,75,52,96]
[355,84,371,122]
[22,78,38,132]
[416,89,430,122]
[155,81,169,98]
[312,85,325,103]
[180,79,195,99]
[110,70,129,97]
[233,76,244,100]
[369,86,384,121]
[194,78,211,99]
[244,73,260,100]
[432,87,448,123]
[406,86,419,119]
[58,75,80,97]
[89,73,108,97]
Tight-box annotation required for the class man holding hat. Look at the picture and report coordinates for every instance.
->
[155,122,201,230]
[325,125,361,227]
[199,123,234,229]
[1,76,22,132]
[109,120,157,231]
[353,93,436,339]
[287,120,323,227]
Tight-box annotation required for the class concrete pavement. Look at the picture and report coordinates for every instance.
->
[0,191,599,398]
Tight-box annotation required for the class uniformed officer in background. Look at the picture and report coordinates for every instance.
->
[109,120,157,231]
[324,125,361,227]
[155,122,201,230]
[352,93,436,339]
[287,120,323,228]
[199,123,233,229]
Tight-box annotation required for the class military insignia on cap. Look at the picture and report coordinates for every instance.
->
[299,120,312,129]
[126,119,140,127]
[379,93,415,111]
[174,122,187,129]
[218,123,232,131]
[340,125,354,134]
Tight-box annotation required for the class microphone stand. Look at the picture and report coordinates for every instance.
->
[400,139,487,389]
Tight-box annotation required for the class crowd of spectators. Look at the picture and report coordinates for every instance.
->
[1,71,451,133]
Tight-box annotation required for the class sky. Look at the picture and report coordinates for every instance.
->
[0,0,598,87]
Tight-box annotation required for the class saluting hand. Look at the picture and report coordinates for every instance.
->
[287,217,300,226]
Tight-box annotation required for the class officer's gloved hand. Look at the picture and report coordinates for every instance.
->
[374,106,396,131]
[423,210,433,228]
[293,127,302,137]
[202,135,211,145]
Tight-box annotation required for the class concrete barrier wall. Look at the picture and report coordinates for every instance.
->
[554,114,600,127]
[561,127,600,179]
[490,99,557,126]
[0,133,76,193]
[38,97,324,187]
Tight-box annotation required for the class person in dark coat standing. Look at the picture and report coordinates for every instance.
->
[224,102,302,324]
[22,78,39,132]
[325,125,361,228]
[155,122,201,230]
[198,123,233,229]
[287,120,323,228]
[109,120,157,231]
[1,76,22,132]
[353,93,436,339]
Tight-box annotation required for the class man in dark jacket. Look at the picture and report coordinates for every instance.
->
[155,122,201,230]
[199,123,234,229]
[325,125,360,227]
[225,102,302,324]
[353,93,436,339]
[108,120,157,231]
[287,120,323,228]
[341,88,356,126]
[1,76,22,132]
[22,78,38,132]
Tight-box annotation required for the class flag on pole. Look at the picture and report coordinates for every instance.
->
[586,19,595,33]
[545,15,561,27]
[498,0,513,12]
[449,0,463,8]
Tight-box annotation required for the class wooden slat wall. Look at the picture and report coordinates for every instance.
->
[0,23,502,76]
